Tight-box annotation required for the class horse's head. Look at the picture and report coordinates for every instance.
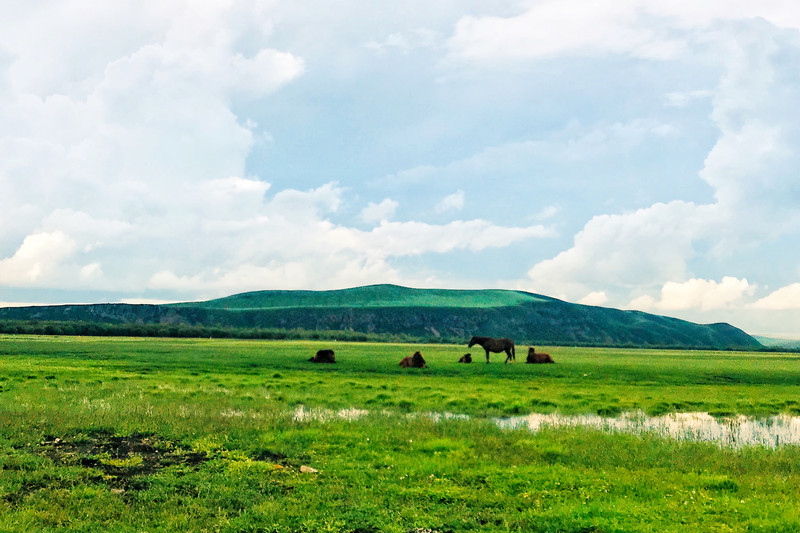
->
[467,336,477,347]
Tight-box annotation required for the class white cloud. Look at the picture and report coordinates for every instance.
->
[752,284,800,310]
[526,201,708,299]
[579,291,608,306]
[448,0,685,61]
[435,190,465,213]
[124,181,555,296]
[1,0,799,341]
[656,277,754,311]
[0,231,76,285]
[448,0,800,62]
[0,2,308,296]
[360,198,399,224]
[365,219,554,256]
[534,205,561,221]
[365,28,443,55]
[524,17,800,323]
[627,294,656,311]
[80,262,103,281]
[626,277,758,316]
[664,89,714,108]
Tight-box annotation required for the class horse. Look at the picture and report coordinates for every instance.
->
[399,351,427,368]
[467,336,515,364]
[308,349,336,363]
[526,347,554,364]
[458,353,472,363]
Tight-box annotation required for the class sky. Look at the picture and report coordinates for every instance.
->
[1,1,799,337]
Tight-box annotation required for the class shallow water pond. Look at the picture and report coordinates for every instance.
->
[292,405,800,449]
[495,411,800,449]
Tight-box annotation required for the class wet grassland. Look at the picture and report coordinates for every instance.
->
[1,335,799,532]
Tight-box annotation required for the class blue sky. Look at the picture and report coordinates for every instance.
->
[1,1,799,337]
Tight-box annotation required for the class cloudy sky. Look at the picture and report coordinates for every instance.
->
[1,1,799,337]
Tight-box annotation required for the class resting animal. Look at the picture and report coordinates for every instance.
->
[308,349,336,363]
[526,347,554,364]
[399,351,427,368]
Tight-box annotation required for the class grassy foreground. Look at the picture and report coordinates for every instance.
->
[1,335,799,532]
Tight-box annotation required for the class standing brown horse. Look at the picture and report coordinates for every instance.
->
[467,336,515,364]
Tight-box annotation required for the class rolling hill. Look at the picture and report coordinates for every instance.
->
[0,284,761,349]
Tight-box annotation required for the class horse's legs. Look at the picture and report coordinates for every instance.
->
[485,349,490,364]
[504,348,511,364]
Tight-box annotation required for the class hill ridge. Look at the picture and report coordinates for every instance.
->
[170,284,551,310]
[0,284,761,349]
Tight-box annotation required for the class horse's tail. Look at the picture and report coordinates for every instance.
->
[511,343,516,361]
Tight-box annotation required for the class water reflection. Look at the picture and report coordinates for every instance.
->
[293,405,369,422]
[290,404,800,448]
[495,411,800,449]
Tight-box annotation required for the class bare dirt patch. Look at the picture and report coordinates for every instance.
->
[30,430,288,491]
[33,431,207,490]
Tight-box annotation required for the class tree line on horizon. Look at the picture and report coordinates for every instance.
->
[0,319,785,351]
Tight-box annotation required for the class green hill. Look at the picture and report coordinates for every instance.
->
[170,284,546,310]
[0,284,761,349]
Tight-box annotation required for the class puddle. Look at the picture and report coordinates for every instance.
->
[292,405,369,423]
[291,405,800,449]
[495,411,800,449]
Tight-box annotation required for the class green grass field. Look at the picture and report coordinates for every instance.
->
[1,335,799,532]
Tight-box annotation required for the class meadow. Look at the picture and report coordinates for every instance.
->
[1,335,799,532]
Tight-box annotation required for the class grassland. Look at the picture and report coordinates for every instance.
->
[1,335,799,532]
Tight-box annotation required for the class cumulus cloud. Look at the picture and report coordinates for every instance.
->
[526,201,709,298]
[360,198,399,224]
[133,181,553,296]
[524,17,800,324]
[365,28,443,55]
[653,277,754,311]
[435,190,465,213]
[752,284,800,310]
[534,205,561,221]
[448,0,800,62]
[579,291,608,306]
[664,89,714,108]
[365,219,553,256]
[0,2,310,295]
[0,231,76,285]
[0,1,560,302]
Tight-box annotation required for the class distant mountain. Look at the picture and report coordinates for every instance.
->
[753,336,800,350]
[0,284,761,349]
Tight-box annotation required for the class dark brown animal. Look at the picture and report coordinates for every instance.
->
[526,347,554,364]
[399,351,427,368]
[308,349,336,363]
[468,336,515,363]
[458,353,472,363]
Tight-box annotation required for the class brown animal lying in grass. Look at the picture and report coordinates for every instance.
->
[458,353,472,363]
[399,351,427,368]
[308,349,336,363]
[526,347,554,364]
